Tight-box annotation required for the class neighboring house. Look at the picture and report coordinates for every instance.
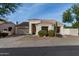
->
[29,19,63,35]
[0,21,5,24]
[15,22,29,35]
[0,22,15,35]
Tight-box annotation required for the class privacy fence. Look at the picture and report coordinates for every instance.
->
[60,27,79,36]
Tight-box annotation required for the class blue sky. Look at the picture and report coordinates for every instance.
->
[6,3,73,24]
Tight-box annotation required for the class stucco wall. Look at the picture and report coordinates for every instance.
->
[29,20,40,34]
[60,27,78,36]
[36,24,41,35]
[36,24,54,35]
[29,20,62,35]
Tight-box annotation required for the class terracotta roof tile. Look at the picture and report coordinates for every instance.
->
[41,20,56,25]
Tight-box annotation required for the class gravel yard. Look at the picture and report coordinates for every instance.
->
[0,35,79,48]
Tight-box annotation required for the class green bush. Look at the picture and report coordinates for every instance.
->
[48,30,55,37]
[38,30,48,37]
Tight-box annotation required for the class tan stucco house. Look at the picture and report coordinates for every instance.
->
[29,19,63,35]
[15,19,78,36]
[15,19,63,35]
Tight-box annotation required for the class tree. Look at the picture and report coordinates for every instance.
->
[72,22,79,28]
[63,10,73,24]
[63,4,79,35]
[0,3,21,17]
[0,18,6,22]
[63,4,79,25]
[72,4,79,22]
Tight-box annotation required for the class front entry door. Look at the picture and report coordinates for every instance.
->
[32,24,36,35]
[56,27,60,33]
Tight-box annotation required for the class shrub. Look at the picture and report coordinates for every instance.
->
[2,33,8,37]
[48,30,55,37]
[38,30,48,37]
[0,33,8,37]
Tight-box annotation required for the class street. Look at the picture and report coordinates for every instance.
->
[0,46,79,56]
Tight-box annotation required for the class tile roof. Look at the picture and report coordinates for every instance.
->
[41,20,56,25]
[17,22,29,26]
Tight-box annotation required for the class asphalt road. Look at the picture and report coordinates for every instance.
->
[0,46,79,56]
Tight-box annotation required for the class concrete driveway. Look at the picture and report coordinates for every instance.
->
[0,35,79,48]
[0,35,25,48]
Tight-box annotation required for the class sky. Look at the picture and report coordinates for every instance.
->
[6,3,73,24]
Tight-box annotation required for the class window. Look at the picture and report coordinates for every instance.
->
[41,26,48,31]
[8,27,12,31]
[4,29,7,31]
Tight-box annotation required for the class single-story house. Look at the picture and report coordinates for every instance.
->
[15,19,79,36]
[0,22,15,35]
[28,19,63,35]
[15,19,63,35]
